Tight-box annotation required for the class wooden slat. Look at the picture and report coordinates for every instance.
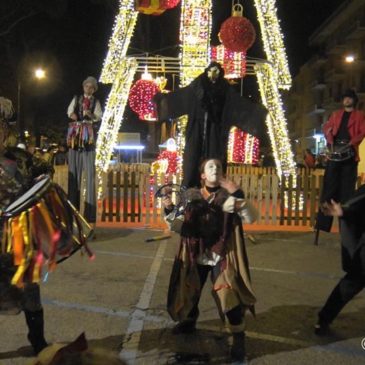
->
[137,173,142,222]
[257,175,263,224]
[264,175,270,225]
[116,171,121,222]
[131,171,136,222]
[123,171,128,222]
[279,175,285,225]
[287,175,293,226]
[294,175,301,226]
[272,175,278,225]
[108,170,114,222]
[302,173,309,226]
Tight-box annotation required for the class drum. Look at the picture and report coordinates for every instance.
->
[326,141,355,162]
[1,176,94,288]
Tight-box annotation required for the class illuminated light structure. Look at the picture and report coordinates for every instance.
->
[96,57,138,172]
[253,0,292,89]
[177,0,212,153]
[211,45,246,79]
[97,0,138,173]
[98,0,296,181]
[255,62,296,177]
[100,0,138,84]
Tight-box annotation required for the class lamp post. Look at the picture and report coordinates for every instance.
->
[18,67,47,144]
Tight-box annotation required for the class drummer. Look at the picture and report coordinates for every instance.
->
[0,118,48,354]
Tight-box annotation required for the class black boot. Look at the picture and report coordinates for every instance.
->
[24,309,48,354]
[231,331,245,362]
[172,320,196,334]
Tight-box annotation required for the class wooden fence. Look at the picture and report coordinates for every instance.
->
[53,165,363,228]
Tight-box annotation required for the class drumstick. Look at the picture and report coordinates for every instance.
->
[145,235,171,242]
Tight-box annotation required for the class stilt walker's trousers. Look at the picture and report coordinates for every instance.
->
[68,149,96,223]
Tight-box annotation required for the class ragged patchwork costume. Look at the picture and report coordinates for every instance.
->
[67,77,102,223]
[165,184,257,359]
[0,145,50,354]
[1,119,93,354]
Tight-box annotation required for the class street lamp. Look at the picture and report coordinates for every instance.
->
[345,54,355,63]
[18,67,47,143]
[34,68,46,79]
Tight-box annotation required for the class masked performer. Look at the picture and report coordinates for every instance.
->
[315,89,365,233]
[162,159,257,362]
[154,62,267,188]
[67,76,102,224]
[315,185,365,335]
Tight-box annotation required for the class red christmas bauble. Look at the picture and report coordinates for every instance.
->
[160,0,181,9]
[129,79,160,121]
[220,16,256,52]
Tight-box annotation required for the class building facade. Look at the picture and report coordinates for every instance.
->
[287,0,365,162]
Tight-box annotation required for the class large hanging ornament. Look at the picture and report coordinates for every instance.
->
[129,76,160,121]
[219,3,256,53]
[211,45,246,79]
[135,0,180,15]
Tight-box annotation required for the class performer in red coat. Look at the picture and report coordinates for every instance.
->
[316,89,365,232]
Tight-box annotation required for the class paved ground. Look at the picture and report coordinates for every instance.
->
[1,228,365,365]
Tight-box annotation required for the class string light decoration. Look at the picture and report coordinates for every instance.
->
[128,79,161,121]
[177,0,212,156]
[155,150,179,174]
[227,127,260,164]
[255,62,295,177]
[211,45,246,79]
[253,0,292,89]
[96,57,138,172]
[100,0,138,84]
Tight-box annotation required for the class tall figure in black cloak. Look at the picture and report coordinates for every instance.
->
[154,62,268,188]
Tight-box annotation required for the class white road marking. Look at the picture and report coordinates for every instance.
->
[119,240,167,364]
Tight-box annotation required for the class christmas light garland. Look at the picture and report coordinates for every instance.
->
[177,0,212,156]
[96,57,138,172]
[253,0,292,89]
[255,62,295,176]
[100,0,138,84]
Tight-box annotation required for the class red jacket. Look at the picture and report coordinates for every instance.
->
[323,109,365,161]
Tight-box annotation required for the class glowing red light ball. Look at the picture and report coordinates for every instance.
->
[129,80,160,121]
[220,16,256,53]
[160,0,181,9]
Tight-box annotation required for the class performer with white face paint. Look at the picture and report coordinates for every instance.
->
[162,159,257,362]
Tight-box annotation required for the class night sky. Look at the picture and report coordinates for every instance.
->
[0,0,345,142]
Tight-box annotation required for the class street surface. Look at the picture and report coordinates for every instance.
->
[1,229,365,365]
